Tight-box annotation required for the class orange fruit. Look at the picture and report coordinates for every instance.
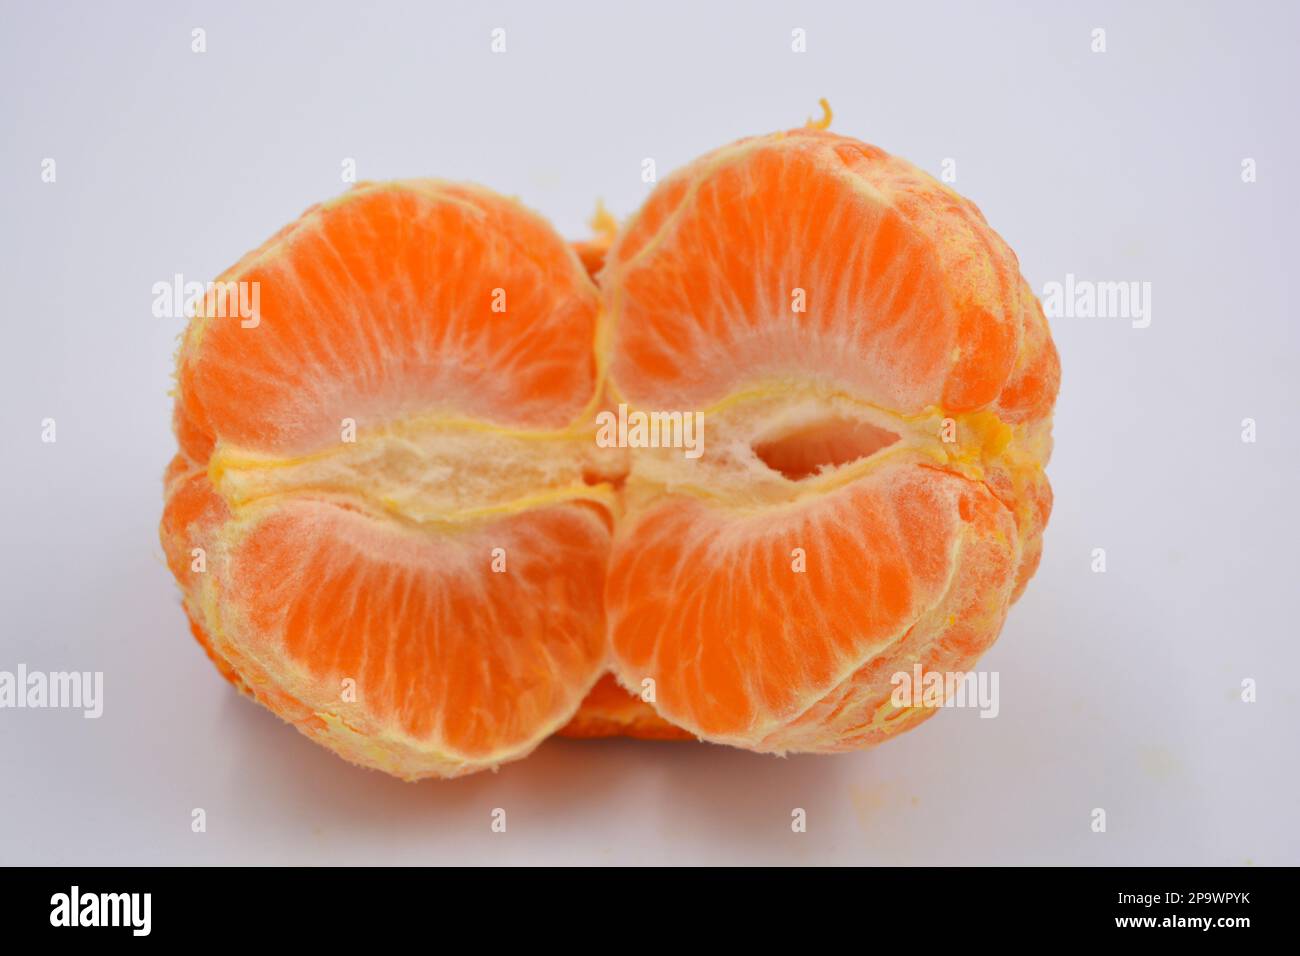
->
[161,124,1058,778]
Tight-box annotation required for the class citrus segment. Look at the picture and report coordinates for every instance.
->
[175,181,600,459]
[602,129,1030,416]
[210,498,610,775]
[560,674,695,741]
[605,464,1018,746]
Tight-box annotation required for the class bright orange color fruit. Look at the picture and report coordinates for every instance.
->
[162,124,1058,779]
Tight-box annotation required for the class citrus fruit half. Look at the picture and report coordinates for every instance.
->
[595,128,1058,751]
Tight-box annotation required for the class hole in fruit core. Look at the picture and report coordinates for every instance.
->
[752,416,900,481]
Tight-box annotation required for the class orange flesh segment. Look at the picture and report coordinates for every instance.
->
[176,182,600,458]
[560,674,695,741]
[227,499,610,762]
[603,130,1035,415]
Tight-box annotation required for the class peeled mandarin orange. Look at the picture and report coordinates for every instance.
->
[162,181,615,779]
[598,128,1057,751]
[161,124,1058,778]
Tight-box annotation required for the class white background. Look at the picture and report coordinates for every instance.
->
[1,0,1297,865]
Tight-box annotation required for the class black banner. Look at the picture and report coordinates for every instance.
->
[0,867,1278,940]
